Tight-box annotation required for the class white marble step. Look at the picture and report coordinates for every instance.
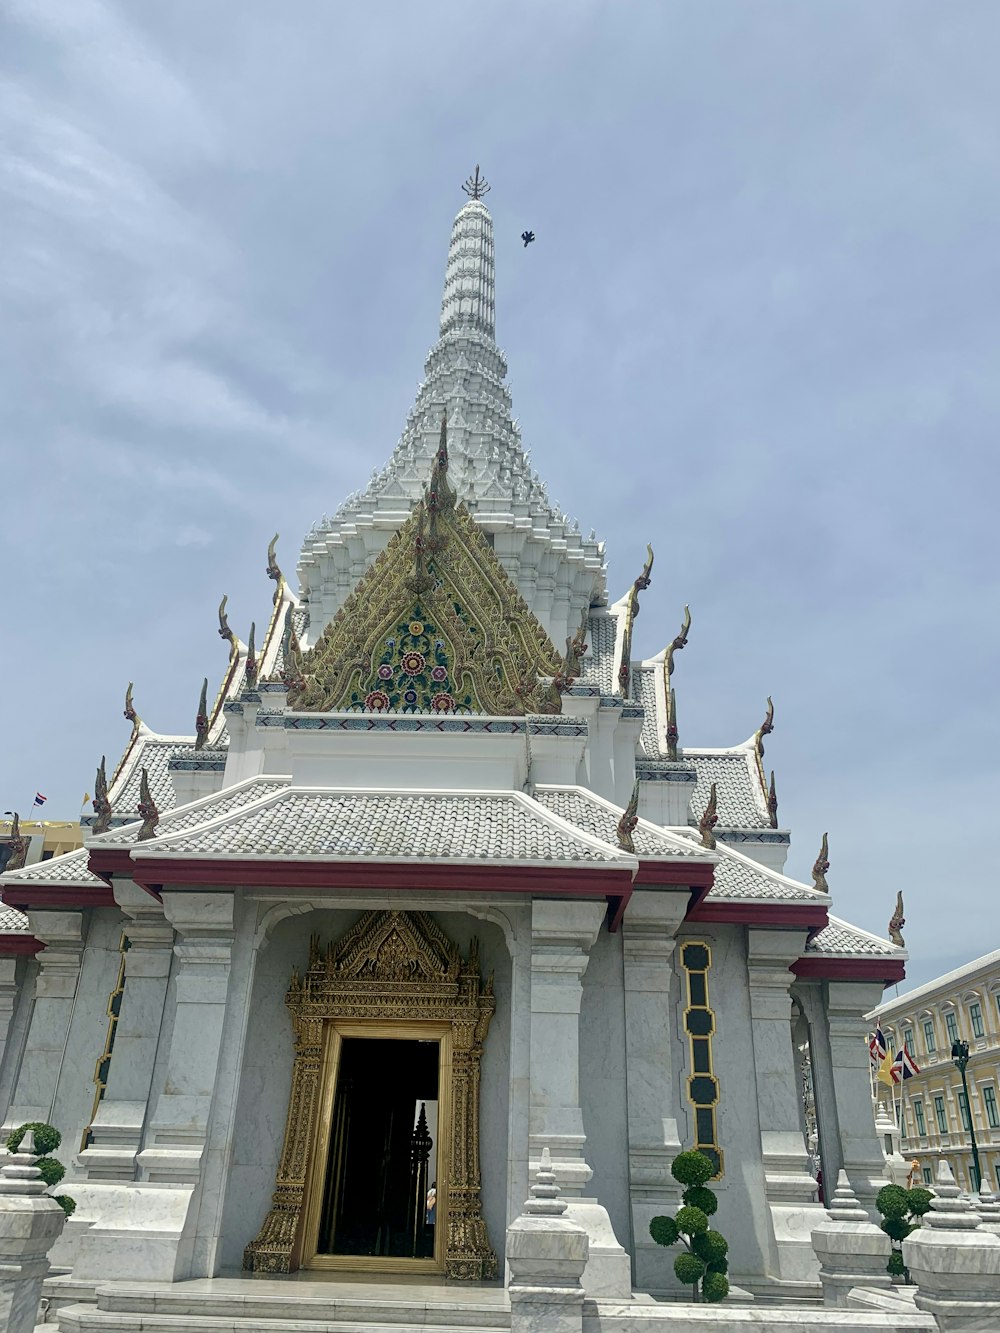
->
[56,1277,510,1333]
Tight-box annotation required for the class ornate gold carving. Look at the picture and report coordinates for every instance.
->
[811,832,830,894]
[285,422,564,715]
[698,781,718,850]
[81,932,129,1151]
[888,891,905,948]
[617,544,654,697]
[617,780,640,853]
[93,756,112,835]
[244,911,497,1281]
[136,768,158,842]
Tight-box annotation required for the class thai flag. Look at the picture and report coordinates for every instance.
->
[891,1046,920,1083]
[32,793,47,807]
[869,1023,888,1068]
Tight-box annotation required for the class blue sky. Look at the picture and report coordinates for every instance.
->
[2,1,998,991]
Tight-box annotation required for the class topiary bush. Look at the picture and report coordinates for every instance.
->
[649,1148,729,1303]
[875,1183,933,1282]
[7,1121,74,1218]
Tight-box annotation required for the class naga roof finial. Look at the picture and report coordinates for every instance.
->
[665,605,691,678]
[405,499,434,595]
[767,770,778,829]
[811,833,830,894]
[617,543,654,697]
[462,164,490,201]
[665,686,679,760]
[888,891,906,948]
[194,678,210,751]
[756,696,774,754]
[245,621,258,691]
[617,781,640,854]
[279,605,306,698]
[698,782,719,850]
[93,756,112,835]
[3,813,27,873]
[137,768,159,842]
[267,533,283,604]
[218,595,234,648]
[124,681,139,727]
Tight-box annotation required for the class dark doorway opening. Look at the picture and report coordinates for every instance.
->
[319,1037,439,1260]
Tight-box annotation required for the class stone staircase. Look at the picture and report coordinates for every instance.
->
[55,1276,511,1333]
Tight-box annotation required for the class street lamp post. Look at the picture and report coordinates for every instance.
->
[951,1039,982,1191]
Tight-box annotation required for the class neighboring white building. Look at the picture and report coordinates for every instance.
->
[0,170,907,1327]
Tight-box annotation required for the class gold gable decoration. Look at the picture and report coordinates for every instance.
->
[286,417,576,715]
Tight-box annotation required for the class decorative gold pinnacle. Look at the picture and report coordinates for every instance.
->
[462,164,490,201]
[137,768,159,842]
[811,833,830,894]
[699,782,719,850]
[617,781,640,853]
[93,757,111,835]
[617,544,654,697]
[888,892,906,948]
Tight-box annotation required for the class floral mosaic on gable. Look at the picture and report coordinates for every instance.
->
[357,608,468,714]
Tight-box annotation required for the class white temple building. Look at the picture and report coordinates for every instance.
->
[0,167,909,1328]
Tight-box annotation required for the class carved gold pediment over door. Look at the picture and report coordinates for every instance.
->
[244,910,497,1280]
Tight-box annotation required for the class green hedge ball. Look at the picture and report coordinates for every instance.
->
[7,1122,61,1156]
[649,1215,680,1247]
[673,1251,707,1285]
[675,1205,710,1236]
[36,1157,66,1188]
[671,1150,714,1188]
[702,1270,730,1303]
[682,1185,718,1217]
[692,1229,729,1264]
[876,1184,910,1220]
[54,1195,76,1218]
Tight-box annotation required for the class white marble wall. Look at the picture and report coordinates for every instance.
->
[0,956,36,1127]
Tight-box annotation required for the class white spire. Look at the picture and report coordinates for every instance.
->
[296,168,606,645]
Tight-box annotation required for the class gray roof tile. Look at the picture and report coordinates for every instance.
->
[0,904,31,932]
[806,918,903,958]
[578,611,618,694]
[1,846,103,890]
[707,845,824,903]
[685,751,769,830]
[133,790,631,864]
[93,778,289,847]
[532,787,705,860]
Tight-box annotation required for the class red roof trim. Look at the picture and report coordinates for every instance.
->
[792,956,907,985]
[687,899,828,929]
[0,885,115,911]
[635,862,714,889]
[0,933,44,956]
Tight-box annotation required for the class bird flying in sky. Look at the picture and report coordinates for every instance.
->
[521,230,535,247]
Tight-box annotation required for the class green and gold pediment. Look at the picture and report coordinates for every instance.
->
[283,420,583,716]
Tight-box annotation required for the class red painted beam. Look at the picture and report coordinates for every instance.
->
[792,956,907,985]
[687,899,829,930]
[0,933,44,956]
[0,885,115,911]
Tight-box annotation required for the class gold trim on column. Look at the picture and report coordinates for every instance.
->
[244,910,497,1280]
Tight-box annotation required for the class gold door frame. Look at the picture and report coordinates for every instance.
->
[300,1019,452,1274]
[244,910,497,1280]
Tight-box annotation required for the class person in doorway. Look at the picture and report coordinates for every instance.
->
[426,1181,437,1228]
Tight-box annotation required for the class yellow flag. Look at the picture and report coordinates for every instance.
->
[877,1052,895,1087]
[81,793,91,807]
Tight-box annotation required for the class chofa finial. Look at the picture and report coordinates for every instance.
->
[757,696,774,751]
[93,756,111,835]
[812,833,830,893]
[888,891,905,948]
[617,782,640,854]
[665,605,691,678]
[124,681,139,727]
[462,164,490,201]
[267,533,283,604]
[137,768,159,842]
[698,782,719,849]
[194,678,209,751]
[617,544,654,697]
[218,595,234,646]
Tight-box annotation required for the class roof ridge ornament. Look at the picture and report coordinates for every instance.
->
[93,757,111,835]
[137,768,159,842]
[195,678,210,751]
[245,621,258,691]
[665,605,691,679]
[617,781,640,853]
[4,813,27,872]
[812,832,830,894]
[462,164,490,201]
[665,685,679,760]
[124,681,139,729]
[699,782,719,849]
[888,891,905,948]
[617,543,654,697]
[767,770,778,829]
[267,534,283,604]
[663,605,690,759]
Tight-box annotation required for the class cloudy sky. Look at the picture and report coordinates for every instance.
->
[2,1,997,991]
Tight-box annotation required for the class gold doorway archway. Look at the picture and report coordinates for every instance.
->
[244,910,497,1280]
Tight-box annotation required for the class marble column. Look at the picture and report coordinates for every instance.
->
[77,880,175,1182]
[4,912,86,1132]
[746,929,823,1283]
[825,981,889,1216]
[137,892,236,1186]
[0,959,21,1080]
[793,981,842,1197]
[529,900,631,1299]
[622,891,687,1292]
